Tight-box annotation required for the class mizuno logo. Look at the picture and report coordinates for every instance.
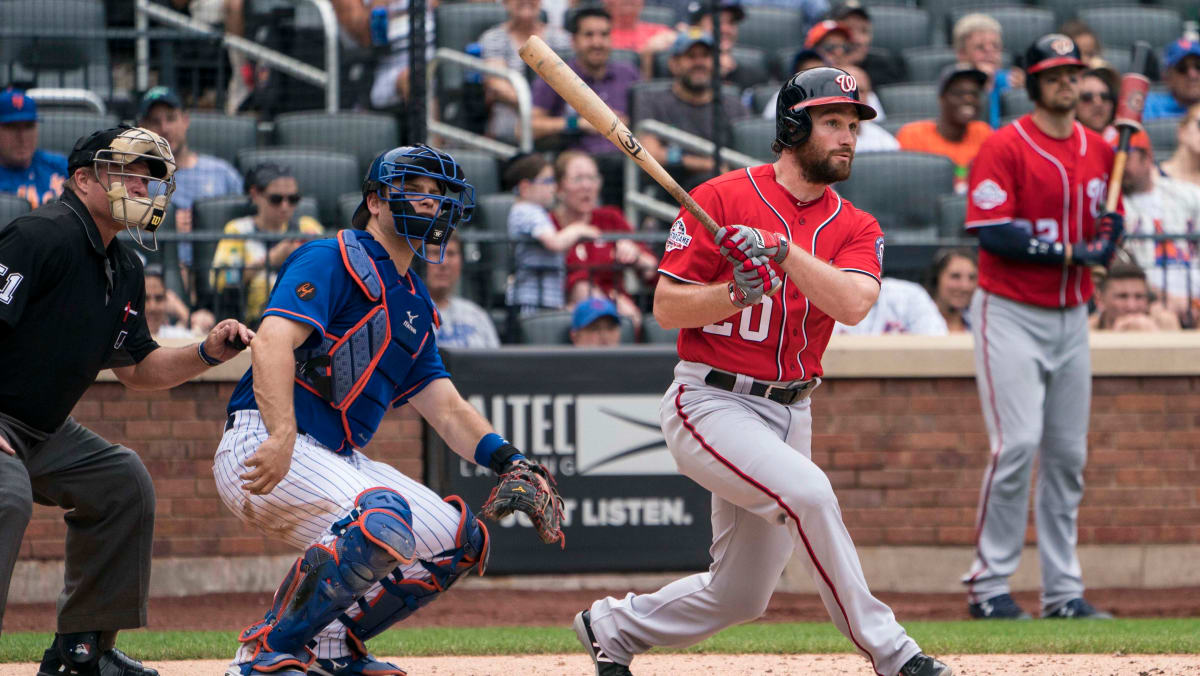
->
[403,310,419,334]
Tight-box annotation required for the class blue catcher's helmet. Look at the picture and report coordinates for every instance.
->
[351,144,475,264]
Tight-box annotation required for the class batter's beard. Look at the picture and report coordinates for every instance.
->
[796,141,853,185]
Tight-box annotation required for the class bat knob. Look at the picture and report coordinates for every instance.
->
[228,335,248,351]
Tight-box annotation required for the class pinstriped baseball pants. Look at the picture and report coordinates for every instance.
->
[212,409,465,662]
[587,361,921,676]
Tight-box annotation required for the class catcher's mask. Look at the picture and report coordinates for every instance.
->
[351,144,475,265]
[68,126,177,251]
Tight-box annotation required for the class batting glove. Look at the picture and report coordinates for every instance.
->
[730,256,778,308]
[715,225,790,265]
[1095,211,1124,246]
[1071,237,1118,267]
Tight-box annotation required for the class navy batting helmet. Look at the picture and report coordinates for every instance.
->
[774,67,876,149]
[1023,33,1085,103]
[351,144,475,264]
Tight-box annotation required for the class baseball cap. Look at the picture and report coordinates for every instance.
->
[137,86,183,121]
[686,0,745,26]
[571,297,620,331]
[937,63,988,96]
[804,20,850,49]
[831,0,869,22]
[1164,38,1200,70]
[1106,128,1152,157]
[671,28,715,56]
[0,88,37,124]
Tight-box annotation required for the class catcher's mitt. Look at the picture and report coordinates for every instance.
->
[480,459,565,548]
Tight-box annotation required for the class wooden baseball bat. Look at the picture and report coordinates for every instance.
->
[518,35,721,236]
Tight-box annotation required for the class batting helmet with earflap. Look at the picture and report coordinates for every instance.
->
[774,67,877,149]
[1023,33,1085,103]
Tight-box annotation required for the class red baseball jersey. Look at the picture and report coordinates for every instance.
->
[965,116,1119,307]
[550,206,652,296]
[659,164,884,382]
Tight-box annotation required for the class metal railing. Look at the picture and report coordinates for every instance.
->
[427,48,533,157]
[27,88,106,115]
[134,0,340,113]
[623,119,760,226]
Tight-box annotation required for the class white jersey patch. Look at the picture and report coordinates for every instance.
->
[665,218,693,252]
[971,179,1007,210]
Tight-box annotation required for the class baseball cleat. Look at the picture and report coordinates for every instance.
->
[898,653,954,676]
[1043,597,1113,619]
[310,653,407,675]
[574,610,633,676]
[38,647,160,676]
[968,593,1032,619]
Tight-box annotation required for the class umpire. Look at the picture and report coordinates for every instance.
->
[0,126,253,675]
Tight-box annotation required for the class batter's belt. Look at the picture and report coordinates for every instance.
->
[703,369,818,406]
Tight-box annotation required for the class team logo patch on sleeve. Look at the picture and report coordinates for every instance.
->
[971,179,1007,210]
[295,282,317,300]
[665,218,692,252]
[875,236,885,269]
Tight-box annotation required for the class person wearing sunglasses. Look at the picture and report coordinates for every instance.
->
[1145,39,1200,122]
[1076,67,1118,134]
[803,20,887,120]
[210,162,325,324]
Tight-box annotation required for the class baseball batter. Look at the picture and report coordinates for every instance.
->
[213,145,561,676]
[961,34,1122,620]
[574,68,952,676]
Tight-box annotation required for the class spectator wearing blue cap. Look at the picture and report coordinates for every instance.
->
[0,89,68,209]
[1144,39,1200,122]
[570,296,623,346]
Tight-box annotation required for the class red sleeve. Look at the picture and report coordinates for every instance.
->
[832,210,884,283]
[965,133,1017,229]
[658,183,726,284]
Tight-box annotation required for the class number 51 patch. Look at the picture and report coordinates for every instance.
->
[0,262,24,304]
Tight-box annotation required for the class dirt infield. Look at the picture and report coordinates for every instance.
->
[2,654,1200,675]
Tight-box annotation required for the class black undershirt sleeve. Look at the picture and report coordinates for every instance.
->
[976,221,1068,266]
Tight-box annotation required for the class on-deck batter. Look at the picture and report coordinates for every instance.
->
[573,68,952,676]
[961,34,1123,620]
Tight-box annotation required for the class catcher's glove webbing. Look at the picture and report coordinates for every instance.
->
[480,458,566,548]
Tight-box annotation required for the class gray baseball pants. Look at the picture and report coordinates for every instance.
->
[0,413,156,635]
[587,361,921,676]
[962,289,1091,612]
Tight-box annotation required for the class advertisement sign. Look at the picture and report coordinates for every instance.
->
[428,348,715,573]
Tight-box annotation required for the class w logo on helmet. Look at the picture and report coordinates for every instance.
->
[835,73,857,94]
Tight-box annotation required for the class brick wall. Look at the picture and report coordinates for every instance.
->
[16,375,1200,562]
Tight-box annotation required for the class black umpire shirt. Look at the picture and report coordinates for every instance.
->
[0,187,159,434]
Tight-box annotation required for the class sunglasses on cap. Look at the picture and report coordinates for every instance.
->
[266,193,301,205]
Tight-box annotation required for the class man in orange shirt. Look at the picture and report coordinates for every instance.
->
[896,64,993,192]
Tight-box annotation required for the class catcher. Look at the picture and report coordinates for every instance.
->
[211,145,563,676]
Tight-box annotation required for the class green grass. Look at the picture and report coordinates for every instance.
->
[2,619,1198,662]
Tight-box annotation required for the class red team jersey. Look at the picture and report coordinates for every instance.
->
[659,165,884,382]
[966,116,1119,307]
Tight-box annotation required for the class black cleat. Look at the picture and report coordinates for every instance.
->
[38,647,160,676]
[573,610,632,676]
[968,592,1032,619]
[1043,597,1113,619]
[899,653,954,676]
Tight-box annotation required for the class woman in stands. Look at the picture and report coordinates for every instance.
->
[926,247,978,333]
[550,151,657,332]
[210,162,324,325]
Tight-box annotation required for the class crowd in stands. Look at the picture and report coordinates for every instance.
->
[3,0,1200,344]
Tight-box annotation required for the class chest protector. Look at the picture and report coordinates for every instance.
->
[293,230,431,450]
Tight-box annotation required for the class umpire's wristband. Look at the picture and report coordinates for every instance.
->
[197,341,222,367]
[475,433,525,474]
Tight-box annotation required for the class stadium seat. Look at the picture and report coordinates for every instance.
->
[338,191,361,229]
[0,0,111,92]
[1153,0,1199,23]
[938,193,967,239]
[236,148,360,227]
[1100,47,1132,77]
[867,6,931,54]
[1144,117,1180,158]
[731,118,775,163]
[0,194,32,229]
[875,83,940,120]
[274,111,401,175]
[36,111,119,156]
[519,309,635,344]
[1037,0,1129,27]
[836,151,956,243]
[738,7,807,56]
[1078,7,1181,51]
[474,193,517,306]
[748,82,782,116]
[640,4,676,26]
[1001,88,1034,119]
[451,149,502,198]
[435,3,507,51]
[948,6,1055,62]
[641,314,679,345]
[186,112,258,167]
[902,46,957,84]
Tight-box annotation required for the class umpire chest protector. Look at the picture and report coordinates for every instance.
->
[293,229,440,451]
